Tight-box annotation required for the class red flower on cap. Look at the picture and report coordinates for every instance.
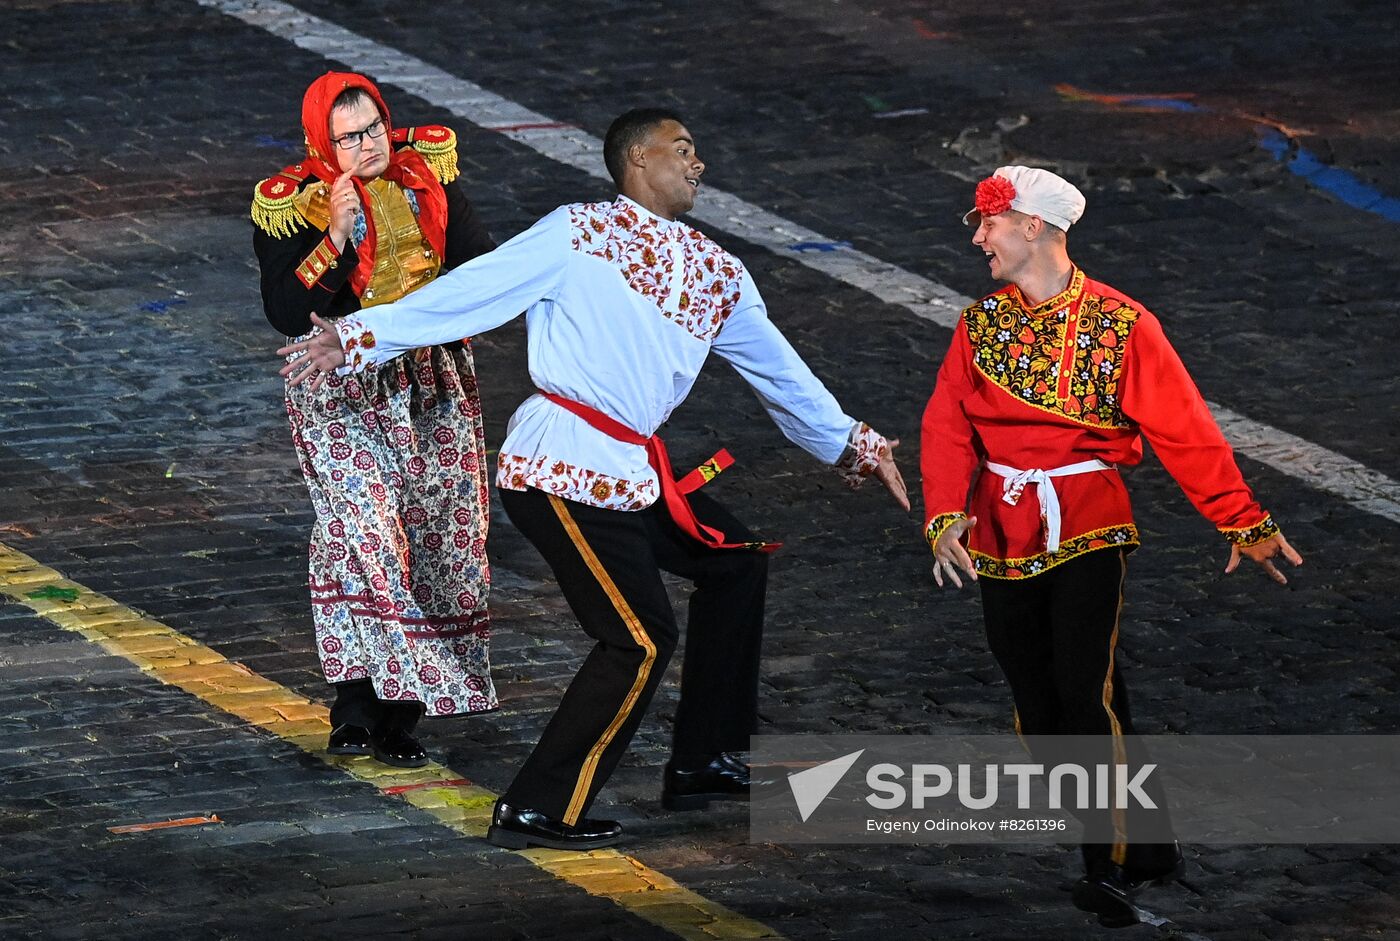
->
[974,175,1017,216]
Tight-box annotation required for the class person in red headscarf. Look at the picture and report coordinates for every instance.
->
[252,71,498,769]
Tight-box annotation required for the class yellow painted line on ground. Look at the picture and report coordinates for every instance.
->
[0,542,780,940]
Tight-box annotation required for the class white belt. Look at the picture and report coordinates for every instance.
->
[985,459,1114,553]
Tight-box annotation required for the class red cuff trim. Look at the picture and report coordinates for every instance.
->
[295,235,343,290]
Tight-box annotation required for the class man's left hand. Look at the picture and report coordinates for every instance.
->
[1225,532,1303,586]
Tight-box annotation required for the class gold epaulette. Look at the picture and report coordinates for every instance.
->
[401,125,460,184]
[294,179,331,232]
[252,164,314,238]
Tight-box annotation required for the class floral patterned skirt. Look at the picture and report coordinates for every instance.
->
[284,339,497,717]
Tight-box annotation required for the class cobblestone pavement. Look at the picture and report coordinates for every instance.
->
[2,0,1398,938]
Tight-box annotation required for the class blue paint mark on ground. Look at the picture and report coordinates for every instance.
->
[1127,97,1204,113]
[789,240,853,253]
[1257,129,1400,223]
[138,298,187,314]
[255,134,300,151]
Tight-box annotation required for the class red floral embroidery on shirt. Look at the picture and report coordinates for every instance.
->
[834,422,888,488]
[567,201,743,341]
[496,451,658,511]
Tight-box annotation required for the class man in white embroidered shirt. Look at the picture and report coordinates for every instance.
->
[281,108,909,850]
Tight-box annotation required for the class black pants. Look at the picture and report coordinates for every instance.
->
[499,486,768,825]
[329,678,424,735]
[979,548,1177,876]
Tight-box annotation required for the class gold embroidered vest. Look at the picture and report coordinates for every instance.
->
[358,177,442,309]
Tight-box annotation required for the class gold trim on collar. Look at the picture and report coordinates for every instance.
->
[1010,267,1085,318]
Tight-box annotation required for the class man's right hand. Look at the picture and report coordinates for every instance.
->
[932,516,978,589]
[327,170,361,251]
[278,314,347,391]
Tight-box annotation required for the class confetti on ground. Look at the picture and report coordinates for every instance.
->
[381,778,474,795]
[27,586,79,602]
[108,815,223,834]
[911,18,955,39]
[1055,84,1204,113]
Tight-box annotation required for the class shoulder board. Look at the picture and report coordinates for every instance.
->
[396,125,459,185]
[251,163,316,238]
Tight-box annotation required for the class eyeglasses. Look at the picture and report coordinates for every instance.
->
[332,117,387,150]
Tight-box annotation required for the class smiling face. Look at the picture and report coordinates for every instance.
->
[632,119,705,219]
[971,209,1037,284]
[328,97,391,180]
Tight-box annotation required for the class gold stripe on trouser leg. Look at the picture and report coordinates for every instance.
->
[1099,552,1130,866]
[1013,708,1028,752]
[547,495,658,827]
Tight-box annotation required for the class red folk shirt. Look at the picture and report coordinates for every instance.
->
[920,268,1278,580]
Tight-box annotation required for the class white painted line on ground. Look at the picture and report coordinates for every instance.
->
[201,0,1400,526]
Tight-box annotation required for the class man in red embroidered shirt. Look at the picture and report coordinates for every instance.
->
[921,166,1303,927]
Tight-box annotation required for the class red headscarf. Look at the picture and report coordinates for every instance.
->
[300,71,448,297]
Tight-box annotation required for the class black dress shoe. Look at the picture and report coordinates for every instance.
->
[327,724,372,756]
[371,728,429,768]
[1071,864,1138,929]
[662,752,750,811]
[1125,842,1186,889]
[486,801,623,850]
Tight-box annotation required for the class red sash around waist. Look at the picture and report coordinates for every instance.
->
[539,391,778,552]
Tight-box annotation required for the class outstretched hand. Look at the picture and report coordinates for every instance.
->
[1224,532,1303,586]
[932,516,978,589]
[874,437,911,512]
[277,314,348,391]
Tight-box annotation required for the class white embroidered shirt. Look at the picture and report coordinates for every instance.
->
[334,196,872,510]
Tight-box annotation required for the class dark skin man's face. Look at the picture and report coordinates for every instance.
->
[630,120,705,220]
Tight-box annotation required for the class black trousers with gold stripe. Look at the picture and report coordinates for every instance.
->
[979,548,1178,876]
[498,486,768,825]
